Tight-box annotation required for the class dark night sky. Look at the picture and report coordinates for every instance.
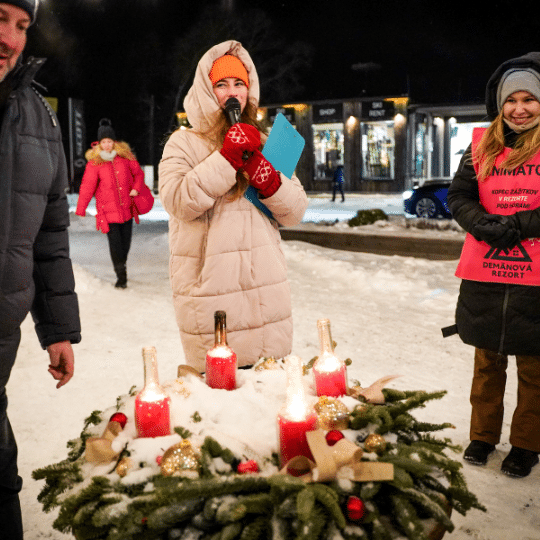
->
[27,0,540,106]
[235,0,540,104]
[22,0,540,164]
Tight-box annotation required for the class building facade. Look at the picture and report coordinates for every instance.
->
[259,97,409,194]
[176,98,490,194]
[407,104,489,185]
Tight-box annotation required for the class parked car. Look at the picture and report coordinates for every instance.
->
[402,179,452,218]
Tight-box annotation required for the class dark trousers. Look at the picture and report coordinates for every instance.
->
[106,220,132,277]
[470,347,540,452]
[332,183,344,202]
[0,330,23,540]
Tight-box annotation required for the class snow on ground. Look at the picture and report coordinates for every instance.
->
[7,212,539,540]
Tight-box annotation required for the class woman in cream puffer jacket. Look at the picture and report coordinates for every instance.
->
[159,41,308,371]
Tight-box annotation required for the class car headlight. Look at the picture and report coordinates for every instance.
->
[402,190,413,200]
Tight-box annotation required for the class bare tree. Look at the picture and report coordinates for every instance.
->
[168,6,313,129]
[26,1,312,166]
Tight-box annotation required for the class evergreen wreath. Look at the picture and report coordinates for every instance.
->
[33,379,485,540]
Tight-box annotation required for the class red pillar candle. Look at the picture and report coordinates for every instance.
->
[206,348,237,390]
[135,396,171,438]
[206,311,237,390]
[313,319,348,397]
[278,355,317,467]
[278,410,317,465]
[135,347,171,438]
[313,364,348,397]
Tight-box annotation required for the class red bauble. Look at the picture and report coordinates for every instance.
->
[237,460,259,474]
[325,430,345,446]
[347,496,365,521]
[109,412,128,429]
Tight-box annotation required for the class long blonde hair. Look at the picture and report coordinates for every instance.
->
[475,111,540,180]
[85,140,137,164]
[195,101,264,200]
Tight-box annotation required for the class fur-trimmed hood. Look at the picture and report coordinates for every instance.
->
[183,40,260,133]
[85,140,136,165]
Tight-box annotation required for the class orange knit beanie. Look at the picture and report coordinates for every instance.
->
[209,55,250,87]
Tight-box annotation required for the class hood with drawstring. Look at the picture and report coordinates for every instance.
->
[183,40,260,133]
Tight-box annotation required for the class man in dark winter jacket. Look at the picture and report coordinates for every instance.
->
[0,2,81,538]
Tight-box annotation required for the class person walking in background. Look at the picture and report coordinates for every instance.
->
[332,164,345,202]
[0,1,81,537]
[76,119,146,288]
[159,40,308,372]
[447,52,540,478]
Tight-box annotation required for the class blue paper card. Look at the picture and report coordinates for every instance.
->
[262,113,305,178]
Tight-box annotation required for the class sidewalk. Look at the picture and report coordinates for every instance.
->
[67,192,405,224]
[302,192,403,222]
[67,193,462,260]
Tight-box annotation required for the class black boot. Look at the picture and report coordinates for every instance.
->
[501,447,539,478]
[463,440,495,465]
[114,264,127,288]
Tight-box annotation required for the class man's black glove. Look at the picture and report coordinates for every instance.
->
[471,214,521,249]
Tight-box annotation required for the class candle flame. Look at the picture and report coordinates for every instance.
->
[315,352,342,373]
[283,355,311,421]
[137,386,168,403]
[206,345,233,358]
[285,392,310,421]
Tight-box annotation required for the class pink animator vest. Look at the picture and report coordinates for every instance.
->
[456,128,540,285]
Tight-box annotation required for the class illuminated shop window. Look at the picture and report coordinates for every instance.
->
[449,119,490,176]
[361,121,395,179]
[313,123,344,179]
[414,122,427,178]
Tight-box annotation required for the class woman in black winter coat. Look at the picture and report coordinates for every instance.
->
[447,52,540,478]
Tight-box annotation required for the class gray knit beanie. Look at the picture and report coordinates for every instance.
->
[5,0,39,24]
[497,68,540,110]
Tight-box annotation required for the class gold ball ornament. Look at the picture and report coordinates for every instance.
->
[168,379,191,398]
[116,457,132,477]
[254,357,281,371]
[314,396,350,430]
[363,433,387,454]
[160,440,201,477]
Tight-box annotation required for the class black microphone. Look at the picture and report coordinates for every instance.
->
[224,97,252,162]
[224,97,241,125]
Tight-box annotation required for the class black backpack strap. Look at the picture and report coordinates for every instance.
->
[441,324,458,338]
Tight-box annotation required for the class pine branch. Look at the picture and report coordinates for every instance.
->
[396,487,454,532]
[239,515,271,540]
[152,474,272,505]
[341,523,368,539]
[276,493,298,520]
[383,455,434,479]
[294,504,327,540]
[390,493,429,540]
[33,385,487,540]
[54,476,113,533]
[221,521,243,540]
[32,460,83,512]
[296,487,315,523]
[145,498,204,530]
[309,484,347,530]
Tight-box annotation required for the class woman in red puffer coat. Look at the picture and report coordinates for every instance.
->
[76,119,146,288]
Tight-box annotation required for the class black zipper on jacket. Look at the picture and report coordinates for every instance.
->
[498,284,510,355]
